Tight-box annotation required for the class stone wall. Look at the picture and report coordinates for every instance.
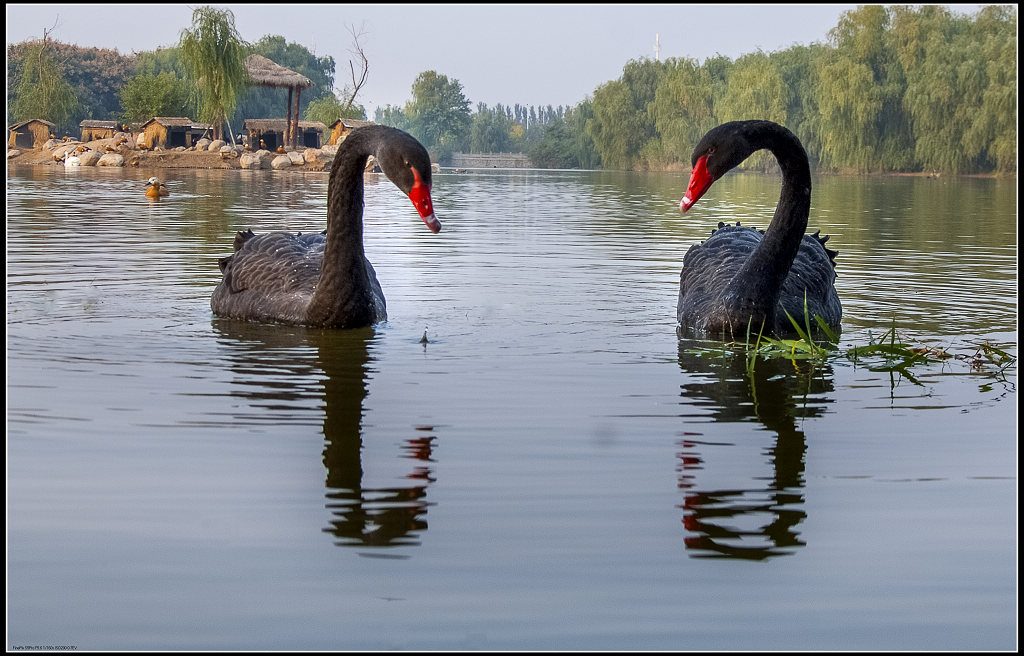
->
[449,152,531,169]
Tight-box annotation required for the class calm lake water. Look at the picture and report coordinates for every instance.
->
[6,164,1017,650]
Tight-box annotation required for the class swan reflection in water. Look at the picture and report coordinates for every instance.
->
[676,332,835,560]
[211,320,436,552]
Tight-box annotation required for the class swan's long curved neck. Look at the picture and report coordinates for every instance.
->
[306,131,379,326]
[726,133,811,309]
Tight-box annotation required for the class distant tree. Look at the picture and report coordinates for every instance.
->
[133,47,190,78]
[715,51,789,171]
[588,79,637,169]
[972,5,1017,173]
[892,4,1016,174]
[374,104,412,131]
[470,103,514,152]
[8,38,136,133]
[768,44,826,167]
[405,70,471,163]
[527,117,578,168]
[815,5,913,172]
[650,56,715,168]
[8,37,78,133]
[178,6,250,141]
[588,58,664,169]
[565,99,600,169]
[119,71,193,125]
[304,92,366,140]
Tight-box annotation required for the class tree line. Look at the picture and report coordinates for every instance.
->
[373,5,1015,174]
[596,4,1016,174]
[7,5,1015,174]
[571,4,1016,175]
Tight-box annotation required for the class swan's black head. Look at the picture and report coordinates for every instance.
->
[374,126,441,233]
[681,120,790,212]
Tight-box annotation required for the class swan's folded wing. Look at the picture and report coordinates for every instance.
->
[222,232,324,295]
[680,225,762,293]
[779,234,841,322]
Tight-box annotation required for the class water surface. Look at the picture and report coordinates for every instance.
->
[6,165,1017,650]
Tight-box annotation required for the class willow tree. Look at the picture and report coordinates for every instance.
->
[650,57,715,168]
[973,5,1017,174]
[178,6,249,142]
[9,39,78,130]
[588,58,665,169]
[714,51,790,172]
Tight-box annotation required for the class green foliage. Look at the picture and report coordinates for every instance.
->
[119,72,193,124]
[304,92,366,123]
[374,104,412,132]
[565,99,600,169]
[588,58,665,169]
[405,70,472,163]
[133,48,190,78]
[8,41,78,131]
[178,6,250,140]
[768,45,825,167]
[715,51,789,171]
[304,92,366,142]
[470,103,514,152]
[8,39,134,135]
[650,57,715,168]
[527,117,578,168]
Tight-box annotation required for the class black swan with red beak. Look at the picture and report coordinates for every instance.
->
[677,120,841,337]
[212,126,441,328]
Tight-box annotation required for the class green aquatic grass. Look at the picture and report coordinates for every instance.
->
[683,294,1016,386]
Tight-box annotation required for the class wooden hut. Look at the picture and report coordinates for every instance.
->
[244,54,313,149]
[80,120,118,142]
[8,119,56,149]
[244,119,326,150]
[328,119,376,145]
[139,117,212,149]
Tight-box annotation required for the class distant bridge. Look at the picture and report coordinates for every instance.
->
[448,152,532,169]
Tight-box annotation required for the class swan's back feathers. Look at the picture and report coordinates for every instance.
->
[212,231,326,324]
[213,229,386,326]
[679,222,841,334]
[220,231,324,294]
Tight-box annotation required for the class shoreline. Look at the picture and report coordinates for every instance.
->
[7,139,329,173]
[7,140,1010,179]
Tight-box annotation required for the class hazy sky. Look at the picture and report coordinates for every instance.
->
[6,3,984,117]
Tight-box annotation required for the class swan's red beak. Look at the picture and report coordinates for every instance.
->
[409,167,441,233]
[680,156,714,213]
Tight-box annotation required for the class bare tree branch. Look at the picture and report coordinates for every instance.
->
[341,23,369,112]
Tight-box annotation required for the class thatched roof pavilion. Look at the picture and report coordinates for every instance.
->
[245,54,313,150]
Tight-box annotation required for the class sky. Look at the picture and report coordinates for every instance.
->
[6,3,986,118]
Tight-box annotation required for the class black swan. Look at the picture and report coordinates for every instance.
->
[677,120,841,337]
[211,125,441,328]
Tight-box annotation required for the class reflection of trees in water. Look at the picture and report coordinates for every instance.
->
[212,320,435,551]
[676,334,835,560]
